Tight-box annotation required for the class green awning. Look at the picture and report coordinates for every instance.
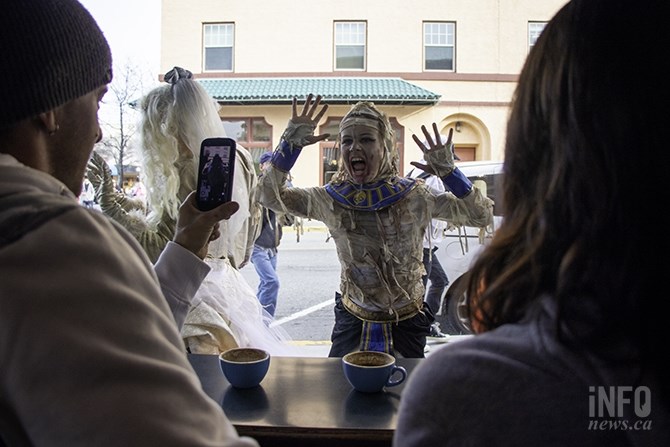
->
[198,77,440,106]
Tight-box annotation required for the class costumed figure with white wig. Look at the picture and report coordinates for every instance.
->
[258,94,493,358]
[87,67,295,356]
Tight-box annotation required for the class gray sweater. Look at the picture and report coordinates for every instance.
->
[394,296,669,446]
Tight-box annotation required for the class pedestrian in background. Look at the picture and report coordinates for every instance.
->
[79,174,97,208]
[251,151,285,317]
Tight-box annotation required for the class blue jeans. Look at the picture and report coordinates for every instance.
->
[422,247,449,315]
[251,245,280,317]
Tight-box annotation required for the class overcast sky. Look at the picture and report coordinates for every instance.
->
[79,0,161,86]
[78,0,164,140]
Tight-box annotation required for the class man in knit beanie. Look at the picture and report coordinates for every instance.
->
[0,0,113,131]
[0,1,257,445]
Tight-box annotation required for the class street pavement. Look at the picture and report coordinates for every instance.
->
[239,219,338,343]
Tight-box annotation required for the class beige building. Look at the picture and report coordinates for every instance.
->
[160,0,568,187]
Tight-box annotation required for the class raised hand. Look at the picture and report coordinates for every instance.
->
[410,123,456,177]
[87,151,145,213]
[86,151,114,201]
[283,93,330,147]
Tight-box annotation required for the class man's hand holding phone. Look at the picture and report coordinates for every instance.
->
[174,191,239,260]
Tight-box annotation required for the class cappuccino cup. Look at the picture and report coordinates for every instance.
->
[219,347,270,389]
[342,351,407,393]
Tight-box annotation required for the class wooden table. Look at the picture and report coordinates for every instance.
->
[188,354,422,447]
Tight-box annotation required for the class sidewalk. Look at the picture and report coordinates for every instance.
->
[286,335,472,358]
[286,340,332,357]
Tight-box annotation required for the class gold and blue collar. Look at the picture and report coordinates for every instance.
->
[325,177,416,211]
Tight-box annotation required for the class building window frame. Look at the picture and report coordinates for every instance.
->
[334,21,367,71]
[220,117,272,172]
[423,21,455,72]
[528,22,547,51]
[203,23,234,72]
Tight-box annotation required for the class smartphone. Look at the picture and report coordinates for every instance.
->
[196,137,236,211]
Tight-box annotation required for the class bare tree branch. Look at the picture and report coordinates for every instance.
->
[97,62,145,191]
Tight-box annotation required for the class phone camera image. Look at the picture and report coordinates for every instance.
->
[196,138,236,211]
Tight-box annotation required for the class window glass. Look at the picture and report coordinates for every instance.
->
[528,22,547,49]
[335,22,366,70]
[320,119,341,184]
[251,118,271,142]
[423,22,455,71]
[221,117,272,171]
[322,144,340,184]
[203,23,233,71]
[222,119,246,141]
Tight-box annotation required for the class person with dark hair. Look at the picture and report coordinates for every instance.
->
[0,1,257,445]
[250,151,285,317]
[258,95,493,358]
[394,0,669,445]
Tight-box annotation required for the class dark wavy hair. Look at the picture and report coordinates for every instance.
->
[466,0,666,378]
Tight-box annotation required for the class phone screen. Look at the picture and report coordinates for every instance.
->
[196,137,236,211]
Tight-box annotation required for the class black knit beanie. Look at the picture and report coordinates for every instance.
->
[0,0,113,129]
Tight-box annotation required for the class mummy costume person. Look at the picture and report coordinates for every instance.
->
[259,95,493,357]
[88,67,295,356]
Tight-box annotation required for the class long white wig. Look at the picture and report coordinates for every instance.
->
[138,68,255,261]
[139,70,224,225]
